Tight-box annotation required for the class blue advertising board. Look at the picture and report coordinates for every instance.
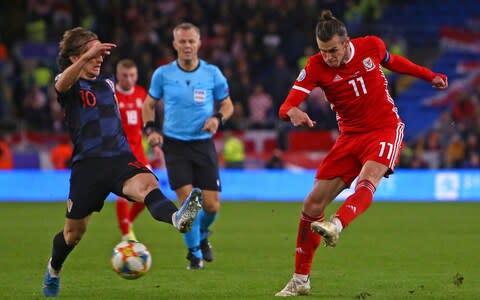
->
[0,169,479,202]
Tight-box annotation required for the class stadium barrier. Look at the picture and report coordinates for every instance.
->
[0,169,479,202]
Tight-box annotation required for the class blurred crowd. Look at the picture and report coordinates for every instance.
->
[0,0,478,170]
[399,87,480,169]
[0,0,352,133]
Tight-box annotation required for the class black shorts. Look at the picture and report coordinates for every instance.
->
[162,136,221,191]
[67,154,153,219]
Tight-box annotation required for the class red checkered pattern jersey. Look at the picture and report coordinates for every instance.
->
[284,36,404,134]
[116,85,148,165]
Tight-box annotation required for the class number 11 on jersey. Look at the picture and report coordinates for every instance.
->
[378,141,393,159]
[348,76,367,97]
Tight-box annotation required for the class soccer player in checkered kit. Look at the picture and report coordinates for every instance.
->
[42,27,202,298]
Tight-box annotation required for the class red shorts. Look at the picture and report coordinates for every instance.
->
[316,123,405,187]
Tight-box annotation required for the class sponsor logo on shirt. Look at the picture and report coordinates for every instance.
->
[363,57,375,71]
[333,74,343,82]
[296,69,306,81]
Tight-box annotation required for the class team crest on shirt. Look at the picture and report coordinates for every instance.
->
[296,69,306,81]
[136,98,143,108]
[362,57,375,71]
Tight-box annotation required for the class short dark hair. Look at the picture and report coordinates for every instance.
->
[315,10,348,42]
[57,27,98,71]
[172,22,200,39]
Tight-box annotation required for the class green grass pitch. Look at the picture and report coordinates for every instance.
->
[0,201,479,299]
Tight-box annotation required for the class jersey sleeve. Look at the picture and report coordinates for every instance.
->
[54,73,75,107]
[213,66,229,101]
[278,57,317,120]
[368,35,388,62]
[148,67,164,100]
[381,52,437,82]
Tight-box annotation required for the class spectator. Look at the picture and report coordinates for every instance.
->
[248,84,274,129]
[444,133,465,168]
[452,93,476,124]
[23,84,50,131]
[50,136,72,169]
[223,131,245,169]
[265,148,285,169]
[0,134,13,169]
[463,152,480,169]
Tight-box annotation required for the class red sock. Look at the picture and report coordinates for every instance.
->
[129,202,145,222]
[335,179,375,228]
[294,212,323,275]
[116,198,130,235]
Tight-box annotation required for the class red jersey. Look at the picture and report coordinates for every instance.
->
[284,36,401,134]
[116,85,148,165]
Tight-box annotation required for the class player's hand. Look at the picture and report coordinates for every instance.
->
[432,73,448,89]
[287,107,316,128]
[82,42,117,60]
[147,131,163,148]
[202,117,220,134]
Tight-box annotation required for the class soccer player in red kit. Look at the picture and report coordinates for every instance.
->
[275,10,448,297]
[115,59,149,241]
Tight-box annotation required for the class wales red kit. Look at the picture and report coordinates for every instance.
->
[279,35,440,186]
[116,85,148,165]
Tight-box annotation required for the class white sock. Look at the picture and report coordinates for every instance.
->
[293,273,309,282]
[332,217,343,232]
[48,259,60,277]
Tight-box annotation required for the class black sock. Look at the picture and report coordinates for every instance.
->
[144,189,177,224]
[50,231,75,271]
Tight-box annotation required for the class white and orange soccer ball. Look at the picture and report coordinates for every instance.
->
[111,240,152,279]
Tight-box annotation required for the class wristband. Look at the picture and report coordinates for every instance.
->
[143,121,160,136]
[214,112,225,125]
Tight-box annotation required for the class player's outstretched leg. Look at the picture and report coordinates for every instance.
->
[275,275,311,297]
[311,217,342,247]
[42,258,60,297]
[173,188,203,233]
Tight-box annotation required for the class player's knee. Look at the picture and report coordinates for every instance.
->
[65,228,86,245]
[203,198,220,213]
[126,173,159,200]
[141,180,160,197]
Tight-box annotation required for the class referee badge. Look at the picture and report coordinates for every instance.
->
[193,89,206,103]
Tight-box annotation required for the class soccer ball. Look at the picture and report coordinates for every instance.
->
[111,240,152,280]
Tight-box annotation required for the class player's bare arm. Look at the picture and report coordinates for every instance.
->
[142,95,163,147]
[55,42,116,92]
[202,97,234,134]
